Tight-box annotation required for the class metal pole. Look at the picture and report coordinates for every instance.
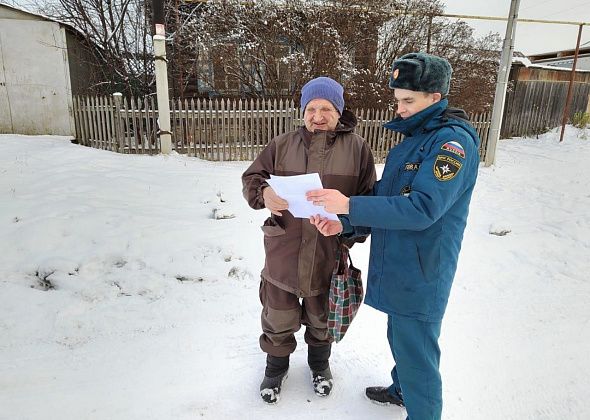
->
[484,0,521,167]
[559,24,584,142]
[152,0,172,154]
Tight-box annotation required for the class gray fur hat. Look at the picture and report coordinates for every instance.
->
[389,52,452,96]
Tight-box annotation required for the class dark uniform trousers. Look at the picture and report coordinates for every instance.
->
[259,278,332,357]
[387,314,443,420]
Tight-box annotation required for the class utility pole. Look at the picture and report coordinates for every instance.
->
[152,0,172,154]
[484,0,521,167]
[559,24,584,142]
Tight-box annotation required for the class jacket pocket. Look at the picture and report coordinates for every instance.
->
[261,217,286,237]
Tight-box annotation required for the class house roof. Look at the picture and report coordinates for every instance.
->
[528,46,590,61]
[512,55,590,74]
[0,2,83,38]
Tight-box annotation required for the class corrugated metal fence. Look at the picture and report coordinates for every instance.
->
[73,95,492,163]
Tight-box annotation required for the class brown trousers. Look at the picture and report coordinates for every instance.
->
[259,278,332,357]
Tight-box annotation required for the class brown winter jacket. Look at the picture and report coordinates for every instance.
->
[242,110,376,297]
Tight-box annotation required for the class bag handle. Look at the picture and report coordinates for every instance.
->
[337,243,357,271]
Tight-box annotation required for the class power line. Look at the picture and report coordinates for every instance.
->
[520,0,555,12]
[539,1,590,19]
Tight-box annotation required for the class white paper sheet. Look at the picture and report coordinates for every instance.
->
[266,173,339,221]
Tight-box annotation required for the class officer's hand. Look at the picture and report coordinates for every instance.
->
[309,215,343,236]
[262,186,288,216]
[306,189,350,214]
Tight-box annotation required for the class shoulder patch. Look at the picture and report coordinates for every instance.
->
[441,141,465,159]
[433,155,462,181]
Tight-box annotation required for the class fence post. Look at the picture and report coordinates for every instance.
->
[153,34,172,154]
[113,92,124,153]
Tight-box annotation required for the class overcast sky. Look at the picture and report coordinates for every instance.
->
[442,0,590,55]
[8,0,590,56]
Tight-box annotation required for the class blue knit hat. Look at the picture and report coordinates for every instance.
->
[389,52,452,96]
[300,77,344,115]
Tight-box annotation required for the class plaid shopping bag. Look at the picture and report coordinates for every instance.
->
[328,245,363,343]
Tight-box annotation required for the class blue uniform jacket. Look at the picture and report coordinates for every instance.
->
[341,99,480,321]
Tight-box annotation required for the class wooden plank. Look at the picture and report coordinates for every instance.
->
[94,96,103,149]
[220,98,226,161]
[266,98,272,147]
[143,96,153,154]
[227,98,232,160]
[278,99,284,141]
[246,99,251,160]
[189,98,196,157]
[176,99,183,153]
[86,96,94,148]
[208,99,214,160]
[272,99,278,146]
[74,96,84,145]
[288,99,295,132]
[138,97,147,154]
[197,98,203,159]
[99,96,108,149]
[231,99,238,161]
[122,97,130,153]
[238,99,244,160]
[369,108,377,152]
[255,98,261,158]
[82,96,91,146]
[102,96,111,150]
[149,96,159,153]
[183,98,190,153]
[89,96,98,149]
[72,96,81,142]
[529,82,542,136]
[130,97,139,154]
[106,95,115,151]
[170,99,177,152]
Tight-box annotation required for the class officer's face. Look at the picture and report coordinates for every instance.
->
[304,99,340,132]
[394,89,442,119]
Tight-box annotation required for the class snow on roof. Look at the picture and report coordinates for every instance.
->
[0,2,83,37]
[512,54,590,73]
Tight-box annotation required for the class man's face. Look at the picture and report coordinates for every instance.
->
[304,98,340,132]
[394,88,442,119]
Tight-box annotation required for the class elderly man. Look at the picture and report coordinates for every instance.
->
[242,76,376,404]
[307,53,481,419]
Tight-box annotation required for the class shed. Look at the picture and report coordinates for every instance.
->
[0,3,97,135]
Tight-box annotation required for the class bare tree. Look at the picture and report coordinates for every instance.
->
[29,0,154,96]
[19,0,501,111]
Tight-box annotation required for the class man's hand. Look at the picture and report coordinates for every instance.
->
[309,215,343,236]
[306,189,350,214]
[262,186,288,216]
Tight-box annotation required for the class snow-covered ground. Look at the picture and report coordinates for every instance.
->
[1,126,589,420]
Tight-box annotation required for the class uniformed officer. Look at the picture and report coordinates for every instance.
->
[306,52,481,420]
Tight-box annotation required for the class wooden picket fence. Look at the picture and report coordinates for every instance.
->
[72,95,492,163]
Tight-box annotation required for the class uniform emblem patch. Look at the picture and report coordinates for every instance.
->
[441,141,465,158]
[400,185,412,196]
[433,155,462,181]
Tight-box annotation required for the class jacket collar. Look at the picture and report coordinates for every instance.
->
[383,99,448,137]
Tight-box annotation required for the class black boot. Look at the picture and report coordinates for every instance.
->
[260,355,289,404]
[308,345,333,397]
[311,366,333,397]
[365,386,404,406]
